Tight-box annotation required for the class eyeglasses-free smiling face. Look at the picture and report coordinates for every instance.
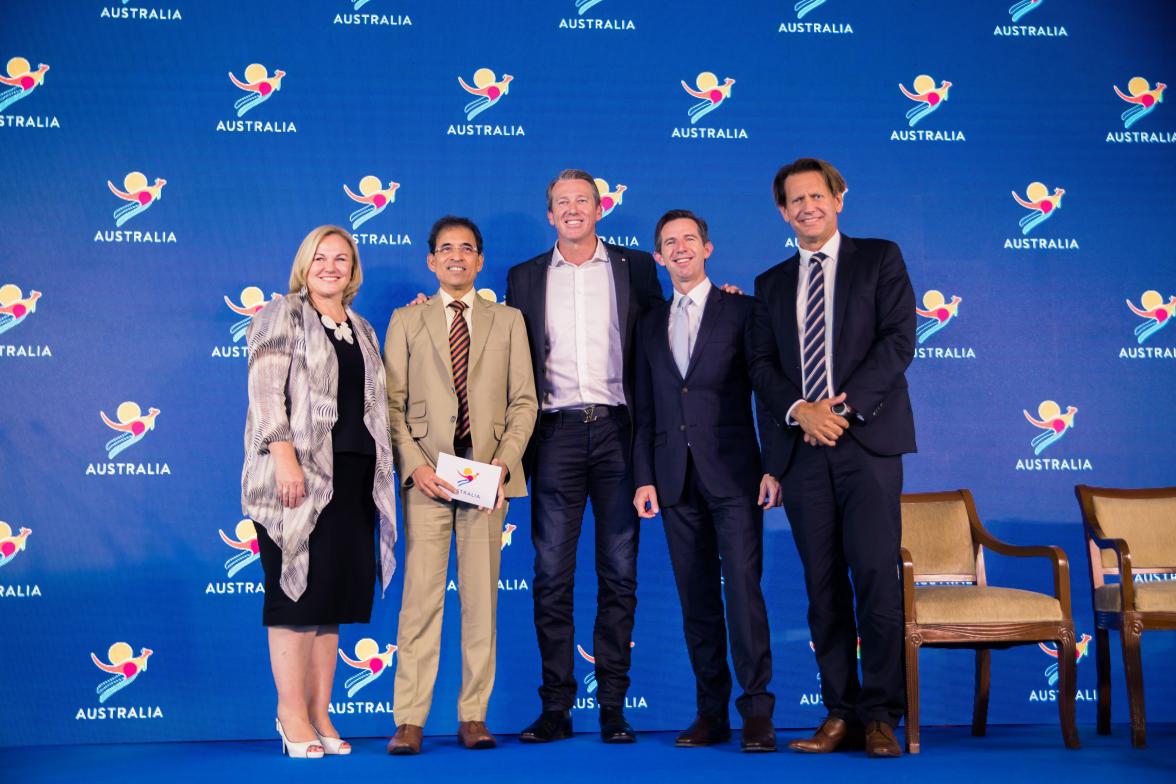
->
[427,225,484,295]
[654,217,712,291]
[306,233,354,304]
[547,178,602,245]
[780,170,843,251]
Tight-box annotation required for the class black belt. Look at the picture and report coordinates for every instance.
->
[540,404,626,424]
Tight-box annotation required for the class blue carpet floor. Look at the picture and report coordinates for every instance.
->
[8,725,1176,784]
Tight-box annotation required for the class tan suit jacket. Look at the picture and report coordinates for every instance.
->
[383,290,538,497]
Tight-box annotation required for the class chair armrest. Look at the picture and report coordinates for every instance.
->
[1084,520,1137,610]
[900,546,917,623]
[970,525,1072,617]
[970,524,1056,561]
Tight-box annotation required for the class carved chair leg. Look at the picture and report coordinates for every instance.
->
[971,649,990,737]
[1055,626,1080,749]
[1120,618,1146,748]
[1095,626,1111,735]
[904,631,921,754]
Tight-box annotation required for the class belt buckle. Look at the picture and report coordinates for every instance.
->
[581,405,598,423]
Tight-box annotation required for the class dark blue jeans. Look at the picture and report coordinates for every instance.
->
[530,409,639,711]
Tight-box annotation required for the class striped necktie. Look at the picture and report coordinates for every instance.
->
[448,300,472,446]
[802,252,831,402]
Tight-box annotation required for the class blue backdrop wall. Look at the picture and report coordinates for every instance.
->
[1,0,1174,746]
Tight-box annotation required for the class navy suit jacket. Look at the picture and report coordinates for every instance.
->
[755,235,918,476]
[505,242,665,469]
[632,288,788,507]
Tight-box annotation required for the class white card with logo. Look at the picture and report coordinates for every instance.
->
[436,452,502,508]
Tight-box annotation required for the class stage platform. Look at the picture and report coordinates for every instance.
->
[9,724,1175,784]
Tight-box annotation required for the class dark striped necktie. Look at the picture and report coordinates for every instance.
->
[802,252,831,402]
[448,300,472,446]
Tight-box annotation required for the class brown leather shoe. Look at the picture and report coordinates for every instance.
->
[787,716,866,753]
[387,724,423,755]
[740,715,777,752]
[675,714,731,747]
[865,721,902,758]
[457,721,497,750]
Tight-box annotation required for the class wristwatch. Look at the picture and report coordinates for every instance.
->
[831,402,851,419]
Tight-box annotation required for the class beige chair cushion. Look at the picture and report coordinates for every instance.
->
[914,586,1063,624]
[1093,581,1176,612]
[902,498,976,577]
[1090,495,1176,569]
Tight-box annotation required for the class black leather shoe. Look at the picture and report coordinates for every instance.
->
[740,715,777,752]
[599,706,636,743]
[675,714,731,747]
[519,710,573,743]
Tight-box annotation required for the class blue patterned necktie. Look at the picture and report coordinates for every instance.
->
[671,295,692,376]
[802,252,831,402]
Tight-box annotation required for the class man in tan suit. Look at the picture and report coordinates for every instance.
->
[383,216,538,754]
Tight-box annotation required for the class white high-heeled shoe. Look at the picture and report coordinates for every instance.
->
[276,718,325,758]
[313,726,352,756]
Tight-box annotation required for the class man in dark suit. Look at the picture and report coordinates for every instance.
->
[632,209,786,752]
[755,158,916,758]
[505,169,665,744]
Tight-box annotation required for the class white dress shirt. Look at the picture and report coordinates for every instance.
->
[439,287,476,337]
[543,238,625,410]
[787,231,840,424]
[669,277,713,360]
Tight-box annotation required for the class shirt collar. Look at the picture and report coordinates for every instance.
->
[551,237,609,267]
[439,288,477,309]
[672,277,712,309]
[798,231,841,266]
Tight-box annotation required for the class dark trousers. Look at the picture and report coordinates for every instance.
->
[531,409,639,711]
[779,434,905,727]
[662,455,774,720]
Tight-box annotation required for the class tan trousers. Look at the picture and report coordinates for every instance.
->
[393,486,505,726]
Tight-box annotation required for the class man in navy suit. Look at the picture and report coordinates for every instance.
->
[756,158,916,758]
[505,169,665,744]
[632,209,785,753]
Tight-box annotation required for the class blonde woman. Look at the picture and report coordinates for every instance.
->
[242,225,397,757]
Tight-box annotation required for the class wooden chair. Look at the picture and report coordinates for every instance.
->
[901,489,1079,753]
[1074,485,1176,748]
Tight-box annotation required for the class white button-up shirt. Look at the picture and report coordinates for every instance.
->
[543,238,625,410]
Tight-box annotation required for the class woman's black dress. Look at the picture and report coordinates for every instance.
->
[256,316,378,626]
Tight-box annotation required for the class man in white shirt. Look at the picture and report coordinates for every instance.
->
[505,170,665,744]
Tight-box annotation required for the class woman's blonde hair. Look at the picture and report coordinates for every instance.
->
[288,225,363,305]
